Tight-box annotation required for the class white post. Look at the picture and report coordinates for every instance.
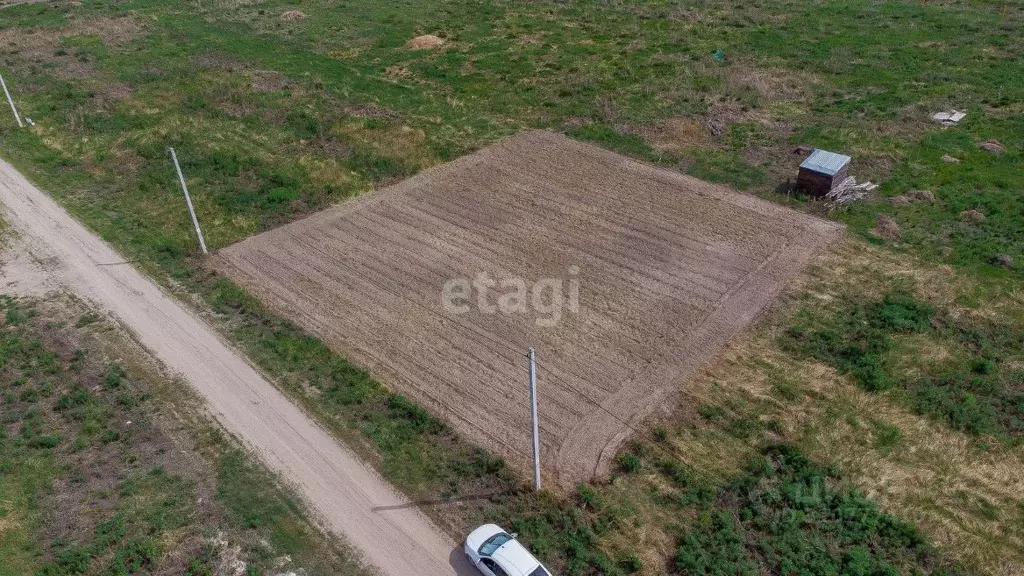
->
[0,72,24,128]
[168,147,208,255]
[528,347,541,491]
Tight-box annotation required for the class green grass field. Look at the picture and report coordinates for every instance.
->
[1,0,1022,574]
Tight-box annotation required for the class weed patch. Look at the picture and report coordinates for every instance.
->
[0,295,368,576]
[785,290,1024,441]
[672,446,963,576]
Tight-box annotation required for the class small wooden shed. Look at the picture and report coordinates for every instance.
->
[797,149,851,197]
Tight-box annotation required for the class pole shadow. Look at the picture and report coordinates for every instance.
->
[370,489,519,513]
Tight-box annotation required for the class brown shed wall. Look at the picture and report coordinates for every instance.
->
[798,163,849,197]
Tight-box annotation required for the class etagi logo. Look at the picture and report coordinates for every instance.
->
[441,267,580,327]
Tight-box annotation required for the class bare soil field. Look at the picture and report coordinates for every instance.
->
[215,130,844,483]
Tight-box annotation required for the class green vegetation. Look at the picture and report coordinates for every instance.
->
[0,0,1022,573]
[785,290,1024,441]
[0,0,1020,277]
[0,295,367,576]
[537,439,963,576]
[673,445,962,576]
[785,292,937,392]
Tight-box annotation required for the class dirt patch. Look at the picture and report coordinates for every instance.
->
[723,63,811,104]
[906,189,935,203]
[562,117,593,129]
[978,140,1005,154]
[331,122,432,172]
[992,254,1014,269]
[640,117,715,151]
[701,101,753,137]
[215,130,843,484]
[0,0,50,7]
[345,103,401,121]
[384,65,411,80]
[960,209,986,223]
[890,190,935,206]
[519,33,546,45]
[872,214,902,240]
[406,34,445,51]
[0,29,95,81]
[0,16,145,54]
[99,82,133,101]
[0,16,145,85]
[65,16,147,45]
[251,70,289,93]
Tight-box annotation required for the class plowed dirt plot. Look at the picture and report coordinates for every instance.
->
[215,130,843,484]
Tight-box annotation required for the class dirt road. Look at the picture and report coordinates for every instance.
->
[0,157,476,576]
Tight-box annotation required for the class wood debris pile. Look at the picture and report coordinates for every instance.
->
[825,176,877,208]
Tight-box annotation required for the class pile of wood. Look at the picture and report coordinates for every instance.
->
[825,176,877,208]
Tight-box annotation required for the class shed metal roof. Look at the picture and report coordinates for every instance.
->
[800,149,851,176]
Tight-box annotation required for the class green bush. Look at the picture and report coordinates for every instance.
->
[784,293,935,392]
[108,538,159,575]
[676,510,755,575]
[619,554,643,574]
[30,434,62,449]
[910,378,1002,437]
[670,446,962,576]
[40,546,91,575]
[615,452,641,474]
[103,364,127,389]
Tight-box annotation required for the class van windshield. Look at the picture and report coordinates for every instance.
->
[478,533,513,557]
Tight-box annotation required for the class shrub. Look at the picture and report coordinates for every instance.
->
[910,380,1001,437]
[54,387,91,411]
[620,554,643,574]
[30,434,62,448]
[103,364,127,389]
[108,538,159,575]
[40,546,92,575]
[668,445,961,575]
[615,452,641,474]
[675,510,756,575]
[576,484,602,510]
[874,294,935,333]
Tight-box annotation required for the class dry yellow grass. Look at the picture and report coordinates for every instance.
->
[331,121,437,174]
[405,34,445,51]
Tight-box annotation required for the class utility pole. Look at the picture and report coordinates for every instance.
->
[0,72,23,128]
[528,347,541,491]
[168,147,208,255]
